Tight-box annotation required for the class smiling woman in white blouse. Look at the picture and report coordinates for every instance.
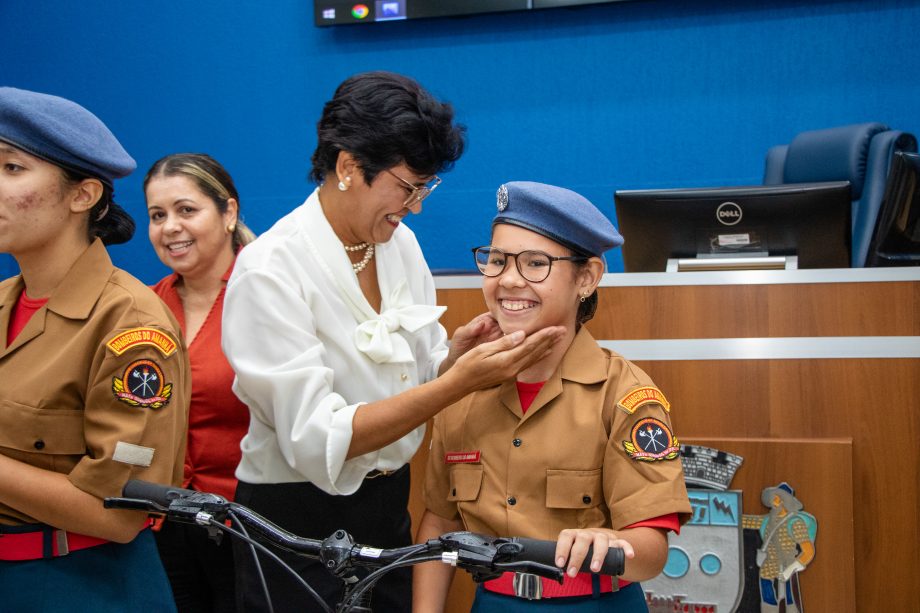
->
[221,71,564,613]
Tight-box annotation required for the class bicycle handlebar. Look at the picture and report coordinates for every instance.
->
[107,479,624,585]
[508,536,623,576]
[122,479,198,507]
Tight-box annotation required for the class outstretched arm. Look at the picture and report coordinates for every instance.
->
[0,455,148,543]
[348,326,563,459]
[413,510,464,613]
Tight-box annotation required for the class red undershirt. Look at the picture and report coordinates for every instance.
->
[7,289,49,346]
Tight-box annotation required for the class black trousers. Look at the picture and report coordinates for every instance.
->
[154,521,237,613]
[233,466,412,613]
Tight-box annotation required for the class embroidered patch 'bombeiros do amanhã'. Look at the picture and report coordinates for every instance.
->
[106,327,177,357]
[617,386,670,414]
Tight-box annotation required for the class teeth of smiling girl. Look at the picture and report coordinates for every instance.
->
[501,300,536,311]
[168,241,193,251]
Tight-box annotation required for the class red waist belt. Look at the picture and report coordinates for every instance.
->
[484,570,620,599]
[0,524,110,561]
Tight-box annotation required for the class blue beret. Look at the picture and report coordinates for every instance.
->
[493,181,624,257]
[0,87,135,185]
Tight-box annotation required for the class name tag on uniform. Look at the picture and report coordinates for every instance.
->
[445,451,481,464]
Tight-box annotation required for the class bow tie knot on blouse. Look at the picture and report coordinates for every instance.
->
[353,281,446,364]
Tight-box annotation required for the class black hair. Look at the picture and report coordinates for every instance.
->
[310,71,466,185]
[60,167,135,246]
[144,153,255,251]
[577,290,599,327]
[566,253,598,326]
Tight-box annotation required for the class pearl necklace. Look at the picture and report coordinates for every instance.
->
[345,242,375,273]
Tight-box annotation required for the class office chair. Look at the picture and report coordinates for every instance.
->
[763,123,917,267]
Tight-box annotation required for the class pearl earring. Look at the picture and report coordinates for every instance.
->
[227,223,236,234]
[338,177,350,192]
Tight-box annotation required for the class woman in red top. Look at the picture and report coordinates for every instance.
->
[144,153,256,612]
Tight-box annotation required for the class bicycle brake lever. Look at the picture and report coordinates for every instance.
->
[103,496,169,513]
[494,560,565,583]
[104,492,229,525]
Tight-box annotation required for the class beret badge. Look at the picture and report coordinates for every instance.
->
[496,184,509,212]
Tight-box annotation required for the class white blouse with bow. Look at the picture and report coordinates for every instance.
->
[223,189,449,494]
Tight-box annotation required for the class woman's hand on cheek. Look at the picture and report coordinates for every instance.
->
[439,313,504,375]
[450,325,565,390]
[448,313,503,358]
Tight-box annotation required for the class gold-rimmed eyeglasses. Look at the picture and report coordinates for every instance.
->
[385,169,441,207]
[472,246,588,283]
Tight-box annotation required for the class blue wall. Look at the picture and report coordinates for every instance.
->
[2,0,919,281]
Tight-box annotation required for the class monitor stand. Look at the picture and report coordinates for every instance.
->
[666,255,799,272]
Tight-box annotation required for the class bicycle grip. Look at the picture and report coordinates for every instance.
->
[510,537,625,576]
[123,480,197,507]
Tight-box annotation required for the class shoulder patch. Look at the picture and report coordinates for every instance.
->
[623,417,680,461]
[113,359,173,409]
[617,385,670,414]
[107,327,177,357]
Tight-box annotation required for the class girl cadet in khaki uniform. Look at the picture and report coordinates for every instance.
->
[415,182,692,612]
[0,87,189,611]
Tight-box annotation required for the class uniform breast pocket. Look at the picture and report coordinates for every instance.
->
[447,464,483,502]
[0,399,85,471]
[545,468,606,528]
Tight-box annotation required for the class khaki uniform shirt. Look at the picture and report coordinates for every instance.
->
[0,240,189,525]
[425,327,691,540]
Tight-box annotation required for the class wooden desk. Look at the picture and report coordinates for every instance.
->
[412,268,919,612]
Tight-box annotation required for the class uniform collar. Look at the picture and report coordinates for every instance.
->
[0,276,26,346]
[45,239,114,321]
[498,326,608,419]
[0,275,25,310]
[558,326,609,384]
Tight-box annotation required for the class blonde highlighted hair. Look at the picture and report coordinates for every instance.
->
[144,153,255,251]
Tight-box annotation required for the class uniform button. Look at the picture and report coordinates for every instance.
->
[507,496,517,506]
[582,495,592,504]
[34,440,45,450]
[400,373,408,381]
[512,438,522,447]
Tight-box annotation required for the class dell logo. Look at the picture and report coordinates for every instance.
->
[716,201,743,226]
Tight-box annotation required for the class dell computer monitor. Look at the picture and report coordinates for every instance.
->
[613,181,852,272]
[866,151,920,266]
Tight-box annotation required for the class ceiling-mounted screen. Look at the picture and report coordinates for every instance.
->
[314,0,637,27]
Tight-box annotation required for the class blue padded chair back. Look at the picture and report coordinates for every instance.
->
[763,145,788,185]
[763,123,917,267]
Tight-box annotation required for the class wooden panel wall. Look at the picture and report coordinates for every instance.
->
[435,281,920,339]
[412,276,919,612]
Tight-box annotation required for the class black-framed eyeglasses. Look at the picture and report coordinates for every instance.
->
[385,169,442,207]
[471,246,588,283]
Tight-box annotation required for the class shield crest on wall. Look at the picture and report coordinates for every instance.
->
[644,489,744,612]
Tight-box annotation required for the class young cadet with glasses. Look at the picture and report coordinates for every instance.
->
[415,182,692,612]
[0,87,189,611]
[221,73,564,613]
